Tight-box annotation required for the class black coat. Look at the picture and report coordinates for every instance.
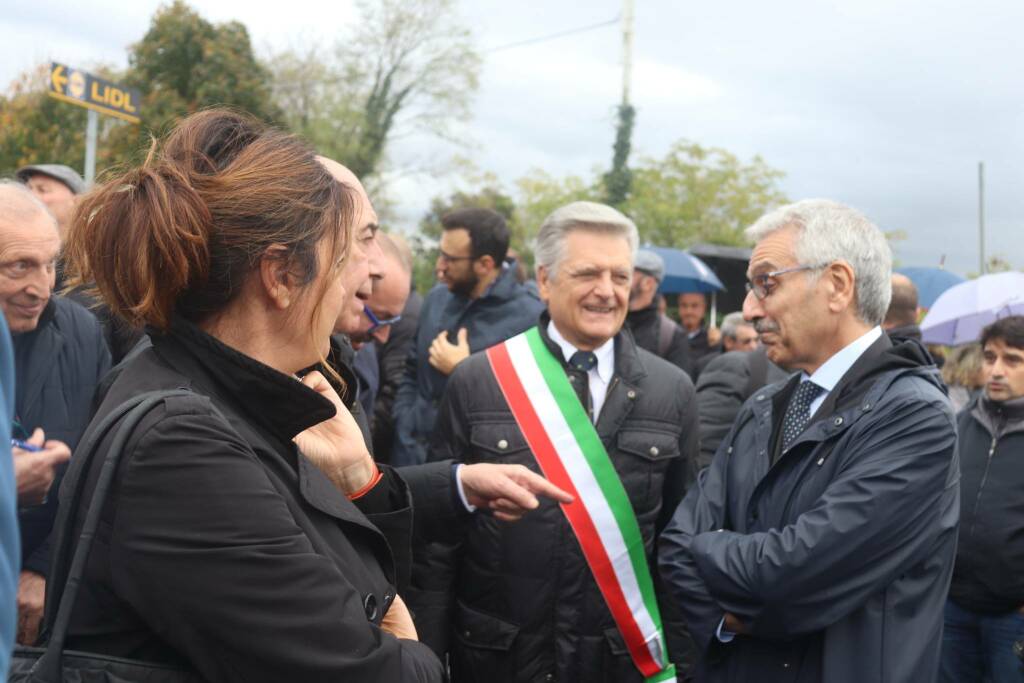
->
[392,265,544,466]
[53,318,444,682]
[949,393,1024,614]
[13,296,111,576]
[412,316,699,682]
[659,336,959,683]
[372,290,423,463]
[625,304,694,378]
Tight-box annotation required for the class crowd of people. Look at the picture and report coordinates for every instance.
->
[0,108,1020,682]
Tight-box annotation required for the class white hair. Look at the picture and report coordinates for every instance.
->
[745,199,892,325]
[720,311,752,339]
[0,180,59,234]
[534,201,639,278]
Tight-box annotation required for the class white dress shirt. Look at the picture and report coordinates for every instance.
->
[803,326,883,416]
[547,321,615,423]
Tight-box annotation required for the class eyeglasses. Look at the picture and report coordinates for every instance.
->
[745,264,824,300]
[437,249,476,264]
[364,305,402,333]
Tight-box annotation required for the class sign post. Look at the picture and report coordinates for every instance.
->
[46,62,141,184]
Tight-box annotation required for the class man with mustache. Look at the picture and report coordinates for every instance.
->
[411,201,699,682]
[941,315,1024,682]
[660,199,958,682]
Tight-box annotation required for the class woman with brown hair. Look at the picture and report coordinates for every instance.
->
[46,109,565,682]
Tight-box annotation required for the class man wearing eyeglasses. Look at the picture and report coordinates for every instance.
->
[391,208,543,467]
[346,232,411,436]
[659,199,958,683]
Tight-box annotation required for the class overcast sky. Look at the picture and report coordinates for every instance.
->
[4,0,1021,277]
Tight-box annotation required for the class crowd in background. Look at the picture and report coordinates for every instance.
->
[0,110,1020,682]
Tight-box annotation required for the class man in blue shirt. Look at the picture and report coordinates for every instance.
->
[0,312,19,676]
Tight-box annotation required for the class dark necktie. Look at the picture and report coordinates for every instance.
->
[569,350,598,372]
[781,381,825,452]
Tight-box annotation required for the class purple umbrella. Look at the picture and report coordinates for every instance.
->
[920,272,1024,345]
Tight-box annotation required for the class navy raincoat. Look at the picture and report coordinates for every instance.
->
[659,335,959,682]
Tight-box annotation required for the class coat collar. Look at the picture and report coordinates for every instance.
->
[150,317,337,444]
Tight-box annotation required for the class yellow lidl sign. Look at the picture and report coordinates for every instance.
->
[48,62,141,124]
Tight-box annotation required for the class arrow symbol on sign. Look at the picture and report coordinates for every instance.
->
[51,65,67,93]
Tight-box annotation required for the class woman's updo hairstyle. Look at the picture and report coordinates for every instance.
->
[64,108,353,332]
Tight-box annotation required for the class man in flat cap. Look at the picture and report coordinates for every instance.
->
[625,249,694,377]
[16,165,84,242]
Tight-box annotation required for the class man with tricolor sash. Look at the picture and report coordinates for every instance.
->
[410,201,699,682]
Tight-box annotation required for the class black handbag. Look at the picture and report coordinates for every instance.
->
[9,390,206,682]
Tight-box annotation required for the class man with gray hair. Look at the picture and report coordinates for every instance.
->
[659,199,958,682]
[693,312,761,379]
[411,200,699,681]
[0,181,110,646]
[626,248,694,376]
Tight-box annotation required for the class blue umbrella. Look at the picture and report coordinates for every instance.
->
[895,267,966,309]
[920,271,1024,345]
[646,246,725,294]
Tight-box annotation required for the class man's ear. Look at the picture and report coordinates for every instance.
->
[536,265,552,303]
[259,245,295,310]
[474,254,495,276]
[825,260,856,314]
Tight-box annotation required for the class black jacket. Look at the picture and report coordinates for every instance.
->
[53,318,444,682]
[392,265,544,466]
[949,393,1024,614]
[660,336,959,683]
[625,303,694,378]
[13,296,111,576]
[412,315,699,682]
[694,349,789,471]
[373,290,423,463]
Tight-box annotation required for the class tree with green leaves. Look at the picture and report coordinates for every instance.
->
[622,141,788,247]
[271,0,480,180]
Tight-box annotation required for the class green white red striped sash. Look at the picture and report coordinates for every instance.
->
[485,327,675,682]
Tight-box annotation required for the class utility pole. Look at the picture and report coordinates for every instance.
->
[604,0,636,206]
[84,110,99,185]
[622,0,634,105]
[978,161,986,275]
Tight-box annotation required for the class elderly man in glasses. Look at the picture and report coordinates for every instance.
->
[659,199,959,683]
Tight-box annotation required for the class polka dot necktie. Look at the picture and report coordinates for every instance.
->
[781,381,825,452]
[569,350,598,372]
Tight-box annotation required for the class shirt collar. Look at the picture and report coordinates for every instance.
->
[547,320,615,384]
[804,326,883,391]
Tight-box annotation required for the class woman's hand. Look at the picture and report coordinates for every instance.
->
[380,594,418,641]
[293,371,375,495]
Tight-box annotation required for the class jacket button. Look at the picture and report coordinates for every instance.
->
[756,394,765,401]
[569,375,577,382]
[363,594,378,621]
[627,390,636,399]
[497,439,508,450]
[783,662,790,669]
[463,629,472,638]
[649,446,660,456]
[545,675,555,682]
[833,416,843,426]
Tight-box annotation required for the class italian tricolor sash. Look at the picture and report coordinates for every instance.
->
[485,327,675,682]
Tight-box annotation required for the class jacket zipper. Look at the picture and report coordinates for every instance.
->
[967,435,999,541]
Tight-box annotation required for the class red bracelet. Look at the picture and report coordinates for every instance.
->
[347,464,383,500]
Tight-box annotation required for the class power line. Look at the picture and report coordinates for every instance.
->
[486,16,620,53]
